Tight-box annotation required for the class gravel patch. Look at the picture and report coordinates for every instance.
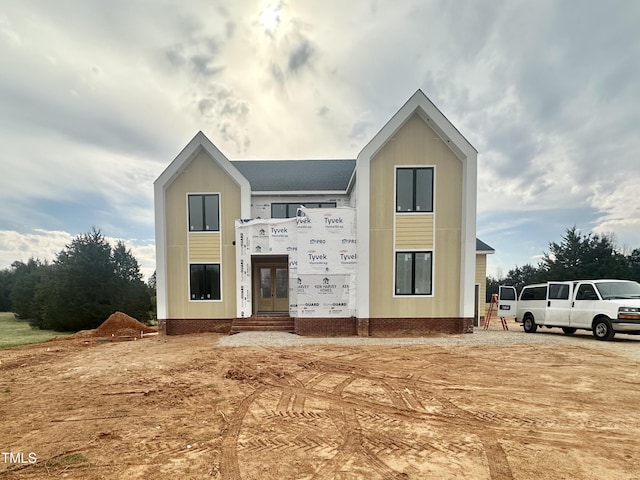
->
[216,326,640,361]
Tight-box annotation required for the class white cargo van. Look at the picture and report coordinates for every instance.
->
[499,279,640,341]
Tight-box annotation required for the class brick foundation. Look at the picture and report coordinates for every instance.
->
[294,317,473,336]
[160,318,233,335]
[294,317,357,336]
[160,316,473,336]
[356,318,370,337]
[368,317,474,336]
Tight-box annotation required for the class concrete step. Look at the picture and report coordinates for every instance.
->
[231,325,295,333]
[230,316,295,334]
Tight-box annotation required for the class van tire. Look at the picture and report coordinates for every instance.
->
[592,317,615,341]
[523,315,537,333]
[562,327,576,335]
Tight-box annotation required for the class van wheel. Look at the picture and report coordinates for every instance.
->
[592,317,615,341]
[562,327,576,335]
[523,315,537,333]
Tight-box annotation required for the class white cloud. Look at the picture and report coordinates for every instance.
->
[0,11,21,46]
[0,0,639,279]
[590,179,640,250]
[0,229,156,281]
[0,229,72,268]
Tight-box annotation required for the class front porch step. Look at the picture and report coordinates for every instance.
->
[230,316,295,334]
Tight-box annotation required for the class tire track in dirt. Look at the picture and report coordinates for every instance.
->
[220,351,519,479]
[321,375,400,478]
[276,388,293,413]
[221,373,413,479]
[314,405,403,480]
[311,407,360,480]
[435,396,513,479]
[220,386,267,480]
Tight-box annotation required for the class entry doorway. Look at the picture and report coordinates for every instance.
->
[252,256,289,313]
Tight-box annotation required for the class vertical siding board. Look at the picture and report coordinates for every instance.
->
[475,254,487,316]
[166,150,240,319]
[370,114,462,318]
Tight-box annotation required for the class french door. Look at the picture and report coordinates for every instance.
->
[255,263,288,313]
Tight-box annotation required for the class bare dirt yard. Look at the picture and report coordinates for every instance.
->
[1,329,639,479]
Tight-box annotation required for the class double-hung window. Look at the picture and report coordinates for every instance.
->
[395,252,433,295]
[396,167,434,212]
[190,264,221,300]
[188,194,219,231]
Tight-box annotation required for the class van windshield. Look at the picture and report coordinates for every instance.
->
[595,281,640,300]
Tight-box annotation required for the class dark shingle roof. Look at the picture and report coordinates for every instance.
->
[231,159,356,192]
[476,238,495,253]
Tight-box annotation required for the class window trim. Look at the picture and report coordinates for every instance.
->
[395,166,434,213]
[188,263,223,302]
[393,250,434,297]
[187,193,220,232]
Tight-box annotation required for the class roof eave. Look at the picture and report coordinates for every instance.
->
[251,190,349,196]
[154,131,251,218]
[357,89,477,163]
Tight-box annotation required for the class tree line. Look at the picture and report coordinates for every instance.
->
[0,228,156,331]
[486,226,640,300]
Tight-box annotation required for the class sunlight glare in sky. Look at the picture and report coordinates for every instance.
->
[259,2,280,34]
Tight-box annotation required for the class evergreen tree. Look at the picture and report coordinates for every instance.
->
[110,241,150,322]
[147,270,157,321]
[503,264,542,293]
[485,275,500,302]
[31,228,153,331]
[32,229,113,330]
[627,248,640,283]
[0,268,15,311]
[112,241,143,283]
[10,259,46,319]
[539,226,629,280]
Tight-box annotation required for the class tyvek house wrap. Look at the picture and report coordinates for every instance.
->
[235,206,357,318]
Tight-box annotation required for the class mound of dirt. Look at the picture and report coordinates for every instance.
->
[94,311,156,338]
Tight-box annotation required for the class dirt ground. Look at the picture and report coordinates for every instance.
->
[1,331,639,480]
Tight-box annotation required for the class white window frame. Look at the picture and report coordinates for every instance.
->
[186,192,223,302]
[187,192,221,232]
[394,166,435,214]
[392,165,436,298]
[188,262,223,302]
[393,250,434,297]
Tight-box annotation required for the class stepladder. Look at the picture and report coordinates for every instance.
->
[483,293,509,330]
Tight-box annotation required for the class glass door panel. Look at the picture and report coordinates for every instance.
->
[274,267,289,311]
[259,267,274,311]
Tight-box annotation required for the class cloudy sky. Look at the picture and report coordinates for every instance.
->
[1,0,639,280]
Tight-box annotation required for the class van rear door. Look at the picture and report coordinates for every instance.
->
[544,281,573,326]
[498,286,518,319]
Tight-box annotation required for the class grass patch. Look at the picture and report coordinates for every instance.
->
[0,312,71,349]
[56,453,88,465]
[47,452,90,468]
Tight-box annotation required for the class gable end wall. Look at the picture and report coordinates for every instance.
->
[369,113,463,318]
[164,150,240,319]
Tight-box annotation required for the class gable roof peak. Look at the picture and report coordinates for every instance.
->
[357,89,477,162]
